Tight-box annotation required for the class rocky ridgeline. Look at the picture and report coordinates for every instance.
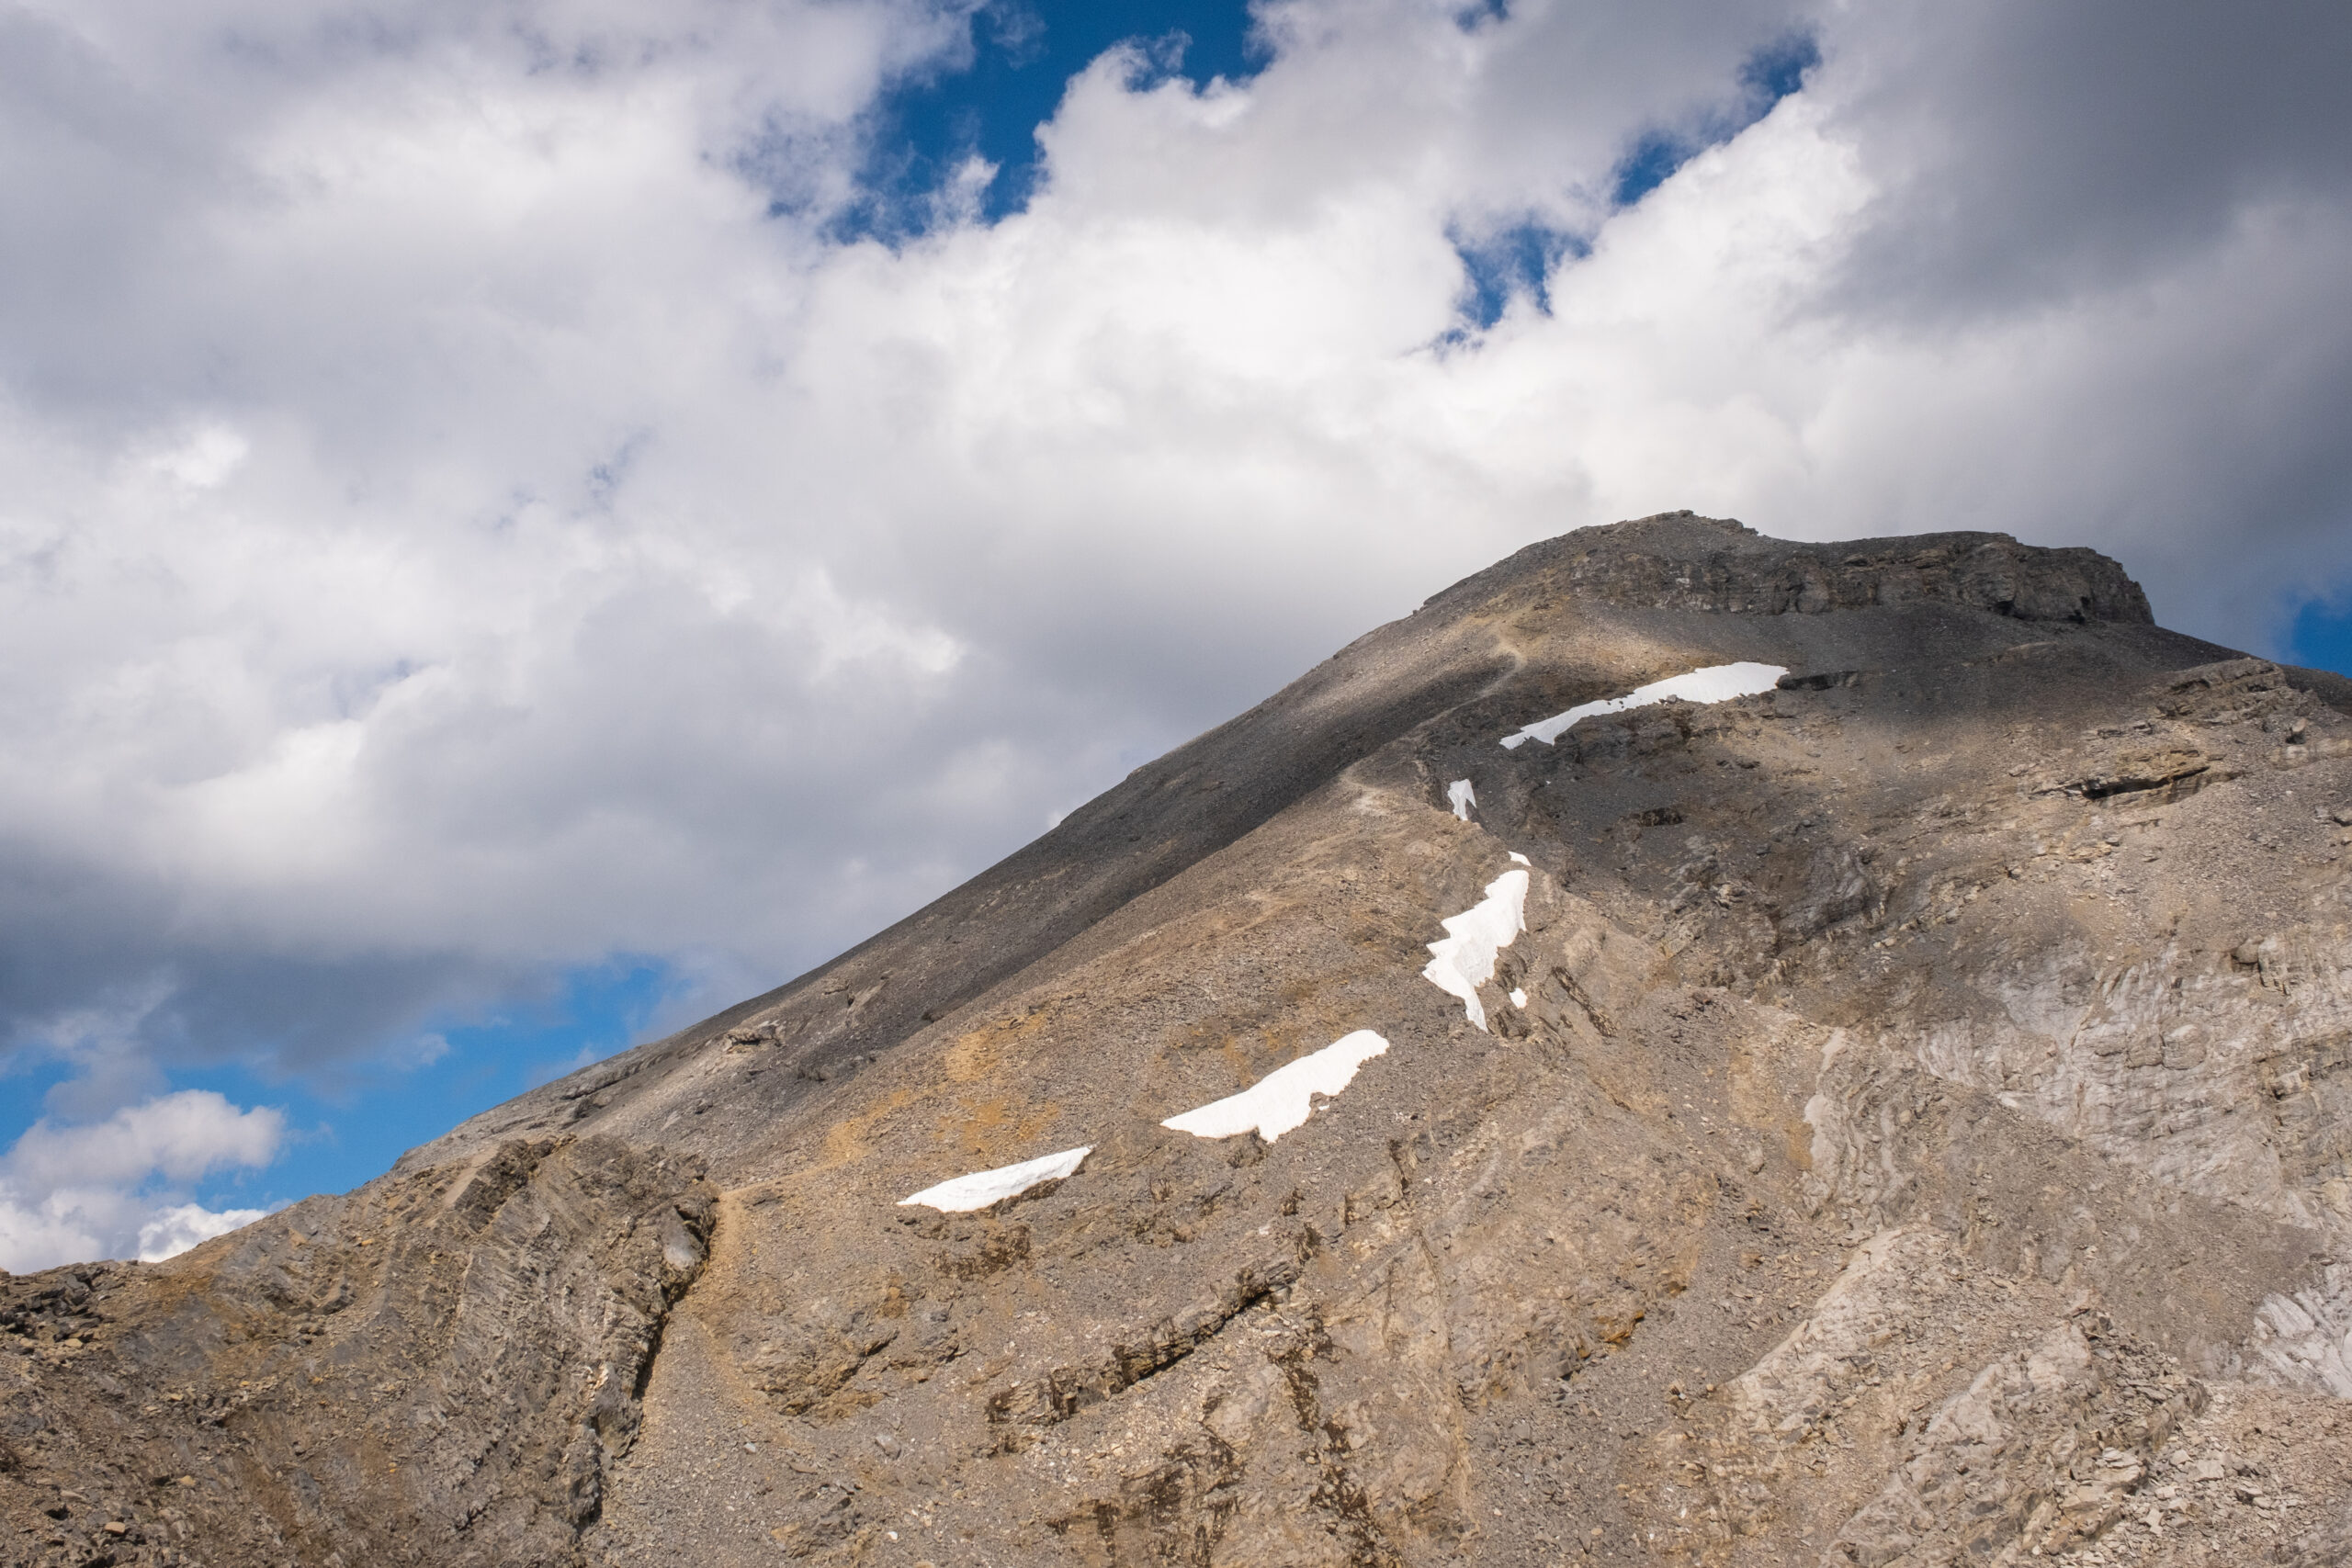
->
[1449,514,2154,625]
[5,515,2350,1567]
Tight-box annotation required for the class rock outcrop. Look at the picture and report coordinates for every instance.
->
[6,513,2350,1567]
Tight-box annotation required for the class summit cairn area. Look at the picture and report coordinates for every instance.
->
[6,513,2352,1567]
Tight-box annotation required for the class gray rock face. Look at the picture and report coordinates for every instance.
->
[0,1136,712,1564]
[6,512,2352,1567]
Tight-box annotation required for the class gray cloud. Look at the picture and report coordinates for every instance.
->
[1825,0,2352,316]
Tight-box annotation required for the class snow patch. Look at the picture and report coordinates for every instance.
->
[1508,852,1531,865]
[1499,661,1787,749]
[898,1145,1091,1212]
[1510,987,1528,1009]
[1447,779,1476,820]
[1161,1030,1391,1143]
[1421,869,1529,1031]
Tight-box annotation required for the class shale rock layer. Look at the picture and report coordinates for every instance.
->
[6,513,2351,1568]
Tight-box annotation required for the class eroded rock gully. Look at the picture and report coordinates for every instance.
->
[6,513,2352,1566]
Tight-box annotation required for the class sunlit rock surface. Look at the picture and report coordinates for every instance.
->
[7,513,2352,1566]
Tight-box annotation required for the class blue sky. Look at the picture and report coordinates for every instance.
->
[850,0,1261,231]
[2290,600,2352,680]
[0,960,684,1224]
[2,0,2349,1267]
[844,0,1825,330]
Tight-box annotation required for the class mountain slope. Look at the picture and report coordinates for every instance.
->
[6,513,2352,1568]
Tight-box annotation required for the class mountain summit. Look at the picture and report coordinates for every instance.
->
[8,514,2352,1567]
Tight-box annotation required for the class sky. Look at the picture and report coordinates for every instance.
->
[2,0,2349,1270]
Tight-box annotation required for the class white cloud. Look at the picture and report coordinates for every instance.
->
[136,1202,272,1264]
[0,0,2347,1153]
[0,1090,285,1271]
[6,1089,282,1192]
[152,425,250,490]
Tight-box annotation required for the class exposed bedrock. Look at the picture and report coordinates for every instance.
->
[6,514,2350,1566]
[0,1135,714,1566]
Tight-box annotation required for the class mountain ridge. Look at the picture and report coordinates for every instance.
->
[6,513,2352,1568]
[401,514,2217,1181]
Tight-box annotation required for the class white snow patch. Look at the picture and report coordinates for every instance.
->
[1510,987,1529,1009]
[1508,852,1531,865]
[1447,779,1476,820]
[1499,662,1787,749]
[1161,1030,1391,1144]
[898,1146,1091,1212]
[1420,869,1529,1031]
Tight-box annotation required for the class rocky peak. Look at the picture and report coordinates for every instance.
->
[1444,511,2154,624]
[4,517,2348,1568]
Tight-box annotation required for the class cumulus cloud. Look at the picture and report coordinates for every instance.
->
[135,1203,273,1264]
[0,0,2346,1223]
[0,1090,284,1271]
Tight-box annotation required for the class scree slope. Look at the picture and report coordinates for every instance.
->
[8,513,2352,1568]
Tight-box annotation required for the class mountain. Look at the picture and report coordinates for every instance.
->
[6,513,2352,1568]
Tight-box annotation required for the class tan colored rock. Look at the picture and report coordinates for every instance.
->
[5,513,2351,1566]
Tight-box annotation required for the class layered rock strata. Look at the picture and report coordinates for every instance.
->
[6,513,2350,1568]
